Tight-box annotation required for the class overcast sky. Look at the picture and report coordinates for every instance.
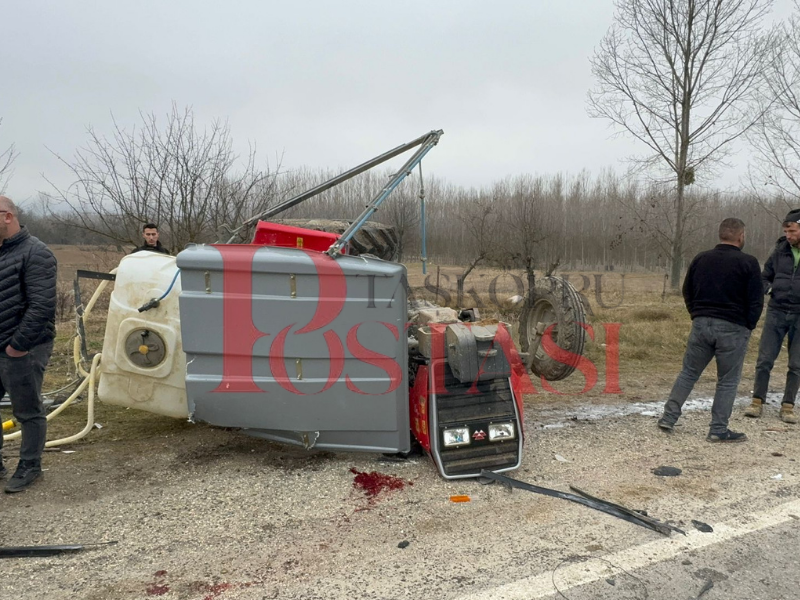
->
[1,0,795,204]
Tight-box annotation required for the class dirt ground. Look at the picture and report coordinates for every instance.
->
[1,395,798,599]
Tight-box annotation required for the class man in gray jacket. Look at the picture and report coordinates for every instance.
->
[0,196,57,492]
[744,208,800,424]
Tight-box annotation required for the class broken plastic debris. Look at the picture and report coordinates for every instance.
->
[449,495,471,503]
[652,466,682,477]
[696,579,714,598]
[771,474,784,480]
[94,423,103,429]
[554,454,569,462]
[691,520,713,533]
[61,450,76,454]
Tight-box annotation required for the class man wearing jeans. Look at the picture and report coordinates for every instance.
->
[658,218,763,442]
[0,196,57,492]
[744,208,800,424]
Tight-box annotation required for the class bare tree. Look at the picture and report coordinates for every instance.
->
[46,105,278,253]
[0,118,18,194]
[749,3,800,209]
[494,175,548,306]
[455,193,498,304]
[589,0,774,288]
[374,178,421,262]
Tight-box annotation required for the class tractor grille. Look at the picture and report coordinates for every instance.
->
[434,367,521,477]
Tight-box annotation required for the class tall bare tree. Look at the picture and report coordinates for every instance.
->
[456,192,498,304]
[46,105,278,253]
[749,2,800,210]
[589,0,774,288]
[494,175,548,306]
[0,118,18,194]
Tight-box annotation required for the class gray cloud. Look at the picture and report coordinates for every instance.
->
[0,0,793,203]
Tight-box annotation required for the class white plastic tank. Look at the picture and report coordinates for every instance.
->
[97,251,189,418]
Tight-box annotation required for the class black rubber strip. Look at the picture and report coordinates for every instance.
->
[480,470,685,536]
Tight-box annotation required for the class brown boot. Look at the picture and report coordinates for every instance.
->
[780,403,798,424]
[744,398,763,418]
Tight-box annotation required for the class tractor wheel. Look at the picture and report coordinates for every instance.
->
[275,219,400,261]
[519,276,587,381]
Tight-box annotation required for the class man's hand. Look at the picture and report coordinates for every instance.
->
[5,345,28,358]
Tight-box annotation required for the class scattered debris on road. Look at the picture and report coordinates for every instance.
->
[449,495,471,503]
[0,541,117,559]
[480,470,685,536]
[695,578,714,598]
[691,520,714,533]
[652,465,682,476]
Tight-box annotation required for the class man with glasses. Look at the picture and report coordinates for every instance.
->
[0,196,57,492]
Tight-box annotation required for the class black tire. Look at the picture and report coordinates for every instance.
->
[275,219,400,261]
[519,276,587,381]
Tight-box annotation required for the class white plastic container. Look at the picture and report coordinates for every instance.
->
[97,252,189,418]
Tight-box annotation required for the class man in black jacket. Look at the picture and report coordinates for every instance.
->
[658,218,763,442]
[0,196,57,492]
[131,223,170,255]
[744,208,800,424]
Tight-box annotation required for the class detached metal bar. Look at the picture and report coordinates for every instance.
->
[327,130,443,257]
[419,162,427,275]
[74,270,117,363]
[225,129,444,244]
[0,541,118,559]
[480,470,684,536]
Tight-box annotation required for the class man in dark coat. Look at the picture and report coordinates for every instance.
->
[0,196,57,492]
[131,223,170,255]
[658,218,763,442]
[744,208,800,424]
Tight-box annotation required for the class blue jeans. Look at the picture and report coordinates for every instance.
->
[662,317,751,435]
[753,308,800,405]
[0,341,53,465]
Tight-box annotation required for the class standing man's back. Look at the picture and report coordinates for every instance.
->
[658,218,763,442]
[683,242,764,331]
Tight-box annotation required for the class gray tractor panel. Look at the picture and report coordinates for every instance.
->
[176,244,410,453]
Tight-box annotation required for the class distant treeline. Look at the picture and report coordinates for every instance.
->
[21,167,792,272]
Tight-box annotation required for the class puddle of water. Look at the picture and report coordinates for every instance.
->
[530,392,786,428]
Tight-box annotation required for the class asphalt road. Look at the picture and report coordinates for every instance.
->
[2,395,799,599]
[535,518,800,600]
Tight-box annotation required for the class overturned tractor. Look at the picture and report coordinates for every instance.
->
[7,130,586,479]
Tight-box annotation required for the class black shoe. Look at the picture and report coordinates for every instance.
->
[706,430,748,443]
[657,418,675,432]
[4,461,42,493]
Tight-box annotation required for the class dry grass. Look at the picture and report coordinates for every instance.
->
[406,261,772,403]
[41,248,777,406]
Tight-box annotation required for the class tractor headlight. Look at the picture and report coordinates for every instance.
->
[489,422,515,442]
[443,427,470,448]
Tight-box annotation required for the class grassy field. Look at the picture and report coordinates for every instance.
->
[41,248,780,407]
[404,261,770,403]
